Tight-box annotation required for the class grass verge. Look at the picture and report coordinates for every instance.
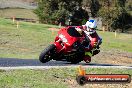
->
[97,31,132,52]
[0,18,58,59]
[0,8,38,20]
[0,68,131,88]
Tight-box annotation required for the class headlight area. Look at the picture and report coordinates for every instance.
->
[59,34,68,43]
[58,34,71,46]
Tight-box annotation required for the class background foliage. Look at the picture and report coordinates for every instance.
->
[34,0,132,32]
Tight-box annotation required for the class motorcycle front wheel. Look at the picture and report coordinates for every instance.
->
[39,44,56,63]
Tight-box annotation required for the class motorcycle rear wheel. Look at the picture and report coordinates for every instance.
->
[39,44,56,63]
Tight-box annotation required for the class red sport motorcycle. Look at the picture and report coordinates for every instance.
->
[39,26,101,64]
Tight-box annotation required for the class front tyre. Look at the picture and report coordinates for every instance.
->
[39,44,56,63]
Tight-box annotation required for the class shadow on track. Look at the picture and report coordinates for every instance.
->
[0,58,125,67]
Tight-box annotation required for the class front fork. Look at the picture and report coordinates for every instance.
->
[54,39,65,53]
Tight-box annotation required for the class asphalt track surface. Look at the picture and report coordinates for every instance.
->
[0,58,131,70]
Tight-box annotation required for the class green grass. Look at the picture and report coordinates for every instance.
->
[0,68,131,88]
[97,31,132,52]
[0,18,132,59]
[0,8,38,20]
[0,18,58,59]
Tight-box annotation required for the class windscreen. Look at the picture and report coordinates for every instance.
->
[67,27,82,37]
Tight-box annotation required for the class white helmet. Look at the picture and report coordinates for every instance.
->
[85,19,97,29]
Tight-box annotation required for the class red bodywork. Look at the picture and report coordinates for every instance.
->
[53,26,85,53]
[75,26,101,51]
[39,26,101,64]
[86,32,101,51]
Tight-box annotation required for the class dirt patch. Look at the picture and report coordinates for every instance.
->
[92,49,132,66]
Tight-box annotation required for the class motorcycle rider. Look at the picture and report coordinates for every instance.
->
[75,19,102,63]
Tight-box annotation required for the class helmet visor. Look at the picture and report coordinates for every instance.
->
[88,26,97,30]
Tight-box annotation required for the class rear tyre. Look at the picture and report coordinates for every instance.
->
[39,44,56,63]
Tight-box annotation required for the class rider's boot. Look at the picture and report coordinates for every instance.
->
[83,55,91,63]
[84,51,92,63]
